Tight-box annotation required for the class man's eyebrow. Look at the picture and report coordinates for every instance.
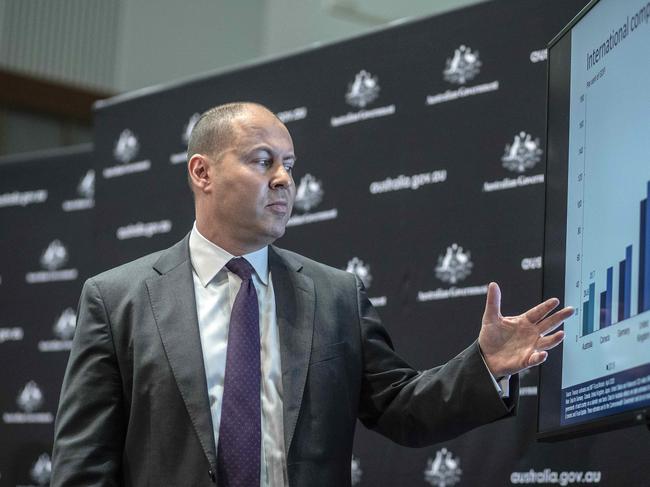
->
[243,144,273,156]
[246,144,295,160]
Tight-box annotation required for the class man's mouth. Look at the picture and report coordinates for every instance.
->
[266,201,289,213]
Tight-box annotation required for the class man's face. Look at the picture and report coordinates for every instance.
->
[204,107,296,251]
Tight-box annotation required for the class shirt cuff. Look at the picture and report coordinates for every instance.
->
[497,375,511,398]
[478,347,511,398]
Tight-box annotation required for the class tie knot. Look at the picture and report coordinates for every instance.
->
[226,257,254,281]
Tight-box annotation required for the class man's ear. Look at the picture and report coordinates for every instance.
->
[188,154,211,193]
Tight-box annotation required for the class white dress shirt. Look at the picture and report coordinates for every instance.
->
[189,224,288,487]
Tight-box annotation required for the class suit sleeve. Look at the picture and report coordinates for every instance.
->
[354,275,518,447]
[51,278,125,486]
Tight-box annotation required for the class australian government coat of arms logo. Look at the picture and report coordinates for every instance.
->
[346,70,380,108]
[294,173,324,212]
[170,113,201,164]
[351,455,363,485]
[113,129,140,164]
[39,308,77,352]
[443,45,482,84]
[17,381,44,413]
[62,167,95,211]
[40,239,68,271]
[346,257,373,289]
[26,239,78,283]
[345,257,387,307]
[435,243,473,284]
[424,448,462,487]
[3,381,53,424]
[182,112,201,146]
[53,307,77,341]
[288,173,337,226]
[501,131,543,173]
[30,453,52,486]
[105,128,151,178]
[332,69,394,126]
[77,169,96,199]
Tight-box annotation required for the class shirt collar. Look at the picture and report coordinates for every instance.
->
[189,222,269,287]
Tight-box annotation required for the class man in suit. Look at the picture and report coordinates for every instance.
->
[51,102,572,486]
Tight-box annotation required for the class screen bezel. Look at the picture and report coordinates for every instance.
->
[538,0,650,441]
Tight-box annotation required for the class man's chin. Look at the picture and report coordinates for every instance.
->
[271,226,287,240]
[258,223,287,245]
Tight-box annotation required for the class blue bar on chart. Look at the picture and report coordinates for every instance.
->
[619,258,627,323]
[640,198,646,314]
[600,291,607,328]
[589,282,595,333]
[640,183,650,314]
[624,245,632,319]
[583,283,596,336]
[600,267,613,328]
[606,266,613,325]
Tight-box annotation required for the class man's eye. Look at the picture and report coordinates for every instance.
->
[256,159,272,167]
[283,163,294,173]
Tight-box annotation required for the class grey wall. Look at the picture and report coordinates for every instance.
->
[1,0,490,92]
[115,0,267,92]
[115,0,489,92]
[261,0,488,58]
[0,0,489,157]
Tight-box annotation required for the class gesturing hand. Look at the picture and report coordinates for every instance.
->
[478,282,574,378]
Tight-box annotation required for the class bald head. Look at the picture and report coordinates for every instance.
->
[188,102,281,159]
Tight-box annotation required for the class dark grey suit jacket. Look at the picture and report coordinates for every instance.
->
[51,234,516,486]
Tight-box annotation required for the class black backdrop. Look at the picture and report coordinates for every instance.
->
[0,146,95,486]
[2,0,649,485]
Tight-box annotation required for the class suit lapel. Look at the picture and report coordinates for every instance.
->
[144,239,314,467]
[270,247,315,453]
[145,236,217,470]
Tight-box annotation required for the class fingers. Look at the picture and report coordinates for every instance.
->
[538,306,575,336]
[483,282,502,321]
[536,330,565,350]
[525,328,567,370]
[527,350,548,367]
[524,297,560,323]
[524,330,566,370]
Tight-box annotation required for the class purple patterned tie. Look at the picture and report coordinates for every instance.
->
[217,258,261,487]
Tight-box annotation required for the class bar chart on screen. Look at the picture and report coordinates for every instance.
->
[562,0,650,390]
[577,182,650,338]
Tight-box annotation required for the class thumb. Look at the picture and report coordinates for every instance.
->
[483,282,501,322]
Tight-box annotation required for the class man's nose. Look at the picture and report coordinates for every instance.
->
[270,163,293,189]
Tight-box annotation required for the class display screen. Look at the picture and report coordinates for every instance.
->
[540,0,650,439]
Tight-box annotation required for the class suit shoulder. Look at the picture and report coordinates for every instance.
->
[273,247,355,284]
[88,249,165,290]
